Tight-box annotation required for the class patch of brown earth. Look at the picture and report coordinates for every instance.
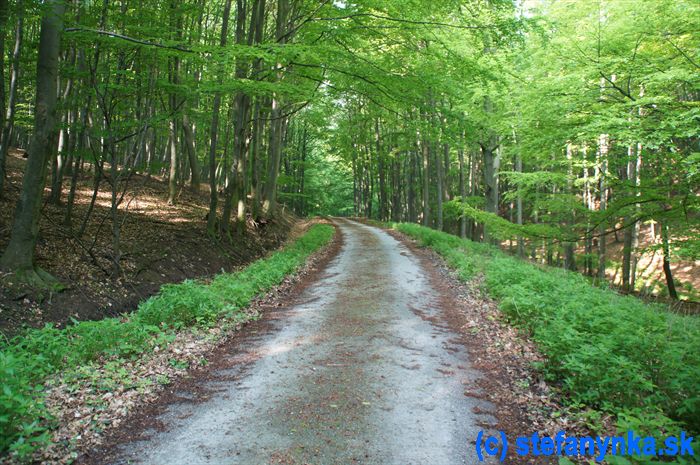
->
[0,149,293,337]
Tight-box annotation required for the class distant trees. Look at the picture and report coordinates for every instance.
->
[0,0,338,283]
[326,0,699,300]
[0,0,696,299]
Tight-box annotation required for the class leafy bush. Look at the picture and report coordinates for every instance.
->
[396,223,700,435]
[0,224,334,457]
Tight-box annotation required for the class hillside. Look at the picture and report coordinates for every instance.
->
[0,150,292,336]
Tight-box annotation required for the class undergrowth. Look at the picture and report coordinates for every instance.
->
[395,222,699,463]
[0,223,334,458]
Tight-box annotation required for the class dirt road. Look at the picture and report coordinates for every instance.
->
[109,219,495,464]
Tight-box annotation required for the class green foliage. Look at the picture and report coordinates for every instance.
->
[396,223,700,438]
[444,199,569,242]
[0,224,334,458]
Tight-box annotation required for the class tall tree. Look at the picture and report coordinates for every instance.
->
[0,0,66,285]
[0,0,22,198]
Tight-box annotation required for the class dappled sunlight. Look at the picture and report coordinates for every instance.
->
[0,0,698,461]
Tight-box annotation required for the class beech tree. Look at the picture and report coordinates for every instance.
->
[0,0,696,299]
[0,0,65,286]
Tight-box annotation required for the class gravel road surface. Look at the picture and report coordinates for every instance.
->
[112,219,495,465]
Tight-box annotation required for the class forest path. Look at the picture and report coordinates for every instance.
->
[108,219,494,465]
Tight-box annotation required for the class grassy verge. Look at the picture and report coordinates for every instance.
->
[392,223,699,444]
[0,223,334,458]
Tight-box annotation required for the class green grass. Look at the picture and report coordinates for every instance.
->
[394,223,700,441]
[0,224,334,458]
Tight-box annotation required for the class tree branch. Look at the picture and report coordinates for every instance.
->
[65,28,194,53]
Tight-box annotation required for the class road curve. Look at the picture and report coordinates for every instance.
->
[111,219,494,465]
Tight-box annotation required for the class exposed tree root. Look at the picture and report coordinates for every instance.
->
[2,267,65,293]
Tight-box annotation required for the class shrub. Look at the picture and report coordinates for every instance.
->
[396,223,700,435]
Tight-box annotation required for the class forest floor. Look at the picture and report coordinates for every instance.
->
[507,229,700,309]
[78,219,576,465]
[0,149,293,337]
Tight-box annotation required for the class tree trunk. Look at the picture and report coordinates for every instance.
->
[109,142,121,276]
[482,143,500,243]
[443,139,451,202]
[0,0,65,286]
[230,0,255,232]
[468,147,476,240]
[262,98,283,216]
[250,98,263,219]
[0,4,22,198]
[262,0,289,218]
[167,119,178,204]
[457,146,468,239]
[232,93,250,232]
[49,48,75,205]
[661,223,678,300]
[182,114,200,190]
[375,118,387,221]
[247,0,265,219]
[351,147,358,216]
[421,138,430,227]
[0,0,8,150]
[64,123,84,229]
[298,126,307,215]
[621,144,636,291]
[582,145,594,275]
[597,133,609,280]
[630,143,642,290]
[564,143,576,270]
[408,148,416,223]
[515,153,524,256]
[166,1,182,205]
[435,142,446,231]
[364,144,373,218]
[78,156,102,239]
[391,157,401,222]
[206,0,232,234]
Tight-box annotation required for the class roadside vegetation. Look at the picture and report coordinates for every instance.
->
[0,224,334,459]
[0,0,697,461]
[394,223,700,455]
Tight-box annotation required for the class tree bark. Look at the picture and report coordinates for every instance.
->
[391,156,401,222]
[206,0,232,234]
[564,143,576,270]
[0,1,21,198]
[421,137,430,227]
[375,118,387,221]
[621,144,636,291]
[661,223,678,300]
[457,145,466,239]
[262,0,289,218]
[167,119,178,204]
[482,143,500,243]
[182,114,200,190]
[0,0,8,144]
[436,142,447,231]
[64,103,86,229]
[597,133,609,279]
[231,0,255,232]
[408,147,416,223]
[247,0,265,219]
[515,152,524,257]
[0,0,65,285]
[249,98,263,219]
[166,0,182,205]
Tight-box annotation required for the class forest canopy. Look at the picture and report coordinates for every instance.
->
[0,0,699,461]
[0,0,698,299]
